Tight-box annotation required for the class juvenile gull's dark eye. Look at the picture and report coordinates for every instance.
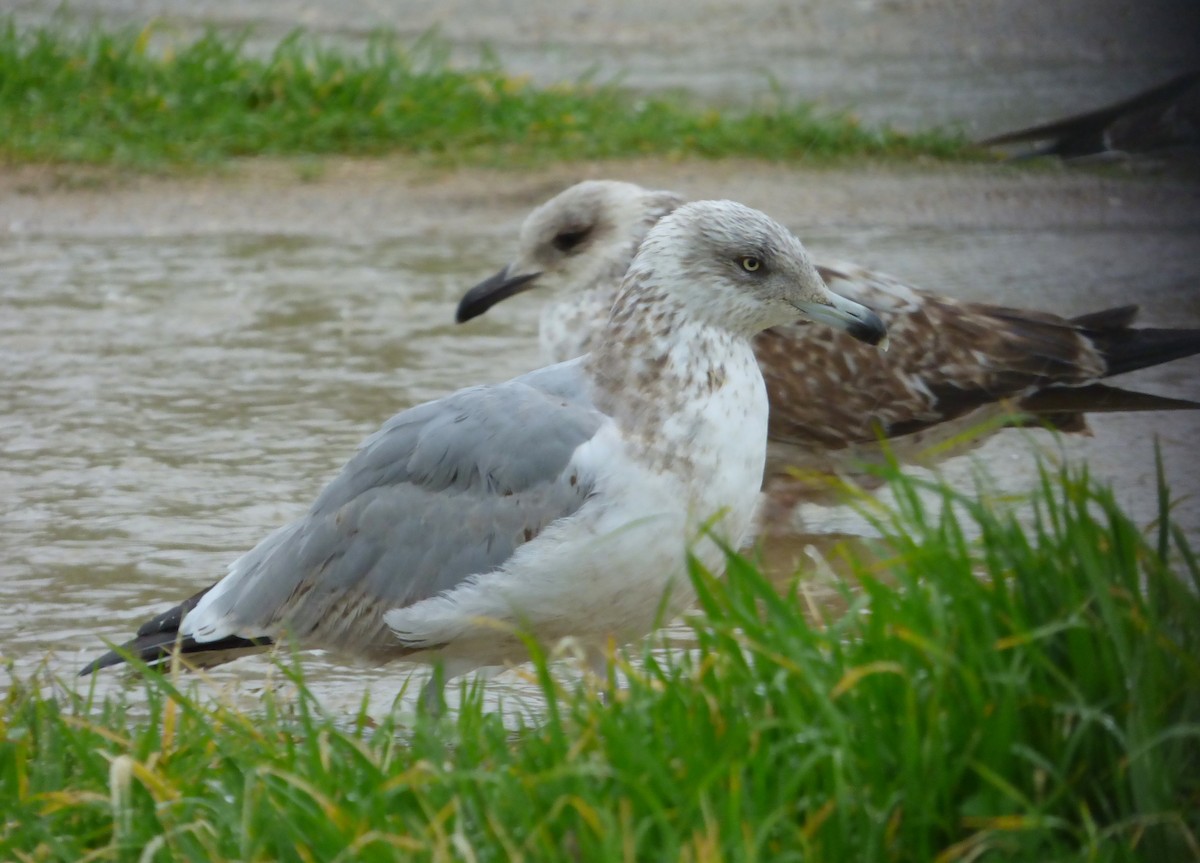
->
[740,256,761,272]
[552,228,591,253]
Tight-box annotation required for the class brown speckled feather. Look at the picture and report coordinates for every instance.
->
[456,181,1200,487]
[754,261,1200,477]
[758,262,1108,450]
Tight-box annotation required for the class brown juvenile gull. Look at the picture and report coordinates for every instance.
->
[78,200,886,704]
[456,180,1200,493]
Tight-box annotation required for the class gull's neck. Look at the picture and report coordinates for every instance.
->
[540,192,683,363]
[540,281,618,362]
[584,272,765,473]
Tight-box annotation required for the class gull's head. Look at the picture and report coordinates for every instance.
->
[456,180,683,323]
[623,200,888,345]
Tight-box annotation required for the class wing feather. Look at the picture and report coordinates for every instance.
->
[758,262,1192,456]
[176,361,604,660]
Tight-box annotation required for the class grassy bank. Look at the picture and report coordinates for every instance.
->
[0,20,971,169]
[2,461,1198,862]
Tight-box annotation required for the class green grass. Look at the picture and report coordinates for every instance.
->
[0,19,973,169]
[2,459,1198,862]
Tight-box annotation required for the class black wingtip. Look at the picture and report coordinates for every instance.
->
[78,584,272,677]
[1069,304,1140,331]
[78,632,275,677]
[78,648,127,677]
[1058,304,1200,380]
[1097,328,1200,379]
[78,629,187,677]
[1019,383,1200,417]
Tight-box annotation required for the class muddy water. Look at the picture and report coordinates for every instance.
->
[0,232,534,710]
[3,203,1198,716]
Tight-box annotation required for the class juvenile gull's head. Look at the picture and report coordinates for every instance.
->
[611,199,888,345]
[456,180,683,323]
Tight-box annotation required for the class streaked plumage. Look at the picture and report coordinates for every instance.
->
[80,200,886,702]
[456,180,1200,486]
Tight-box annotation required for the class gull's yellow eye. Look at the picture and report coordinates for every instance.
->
[740,256,761,273]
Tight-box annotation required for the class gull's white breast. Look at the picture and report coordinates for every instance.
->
[383,337,769,664]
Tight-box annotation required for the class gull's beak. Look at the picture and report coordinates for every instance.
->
[795,291,889,348]
[456,267,543,323]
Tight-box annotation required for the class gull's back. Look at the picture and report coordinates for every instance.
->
[83,358,607,673]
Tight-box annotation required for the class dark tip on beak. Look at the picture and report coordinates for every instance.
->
[845,307,888,347]
[798,294,890,348]
[455,268,543,323]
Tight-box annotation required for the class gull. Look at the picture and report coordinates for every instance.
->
[456,180,1200,492]
[978,70,1200,162]
[79,200,887,704]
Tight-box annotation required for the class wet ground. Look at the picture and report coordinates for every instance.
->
[3,158,1198,715]
[3,0,1200,714]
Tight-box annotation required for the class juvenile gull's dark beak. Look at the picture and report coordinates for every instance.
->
[795,292,889,347]
[456,267,542,323]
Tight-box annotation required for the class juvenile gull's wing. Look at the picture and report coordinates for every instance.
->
[82,360,605,672]
[756,261,1200,455]
[450,180,1200,496]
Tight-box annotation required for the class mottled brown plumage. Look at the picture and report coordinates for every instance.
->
[755,262,1200,477]
[456,181,1200,490]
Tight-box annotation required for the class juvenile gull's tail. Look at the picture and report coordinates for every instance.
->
[1010,304,1200,426]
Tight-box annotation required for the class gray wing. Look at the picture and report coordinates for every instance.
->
[189,358,605,658]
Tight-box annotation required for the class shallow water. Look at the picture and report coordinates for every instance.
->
[2,216,1197,716]
[0,233,516,702]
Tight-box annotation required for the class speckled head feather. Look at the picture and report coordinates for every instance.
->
[610,199,838,338]
[513,180,684,288]
[586,200,886,463]
[457,180,685,358]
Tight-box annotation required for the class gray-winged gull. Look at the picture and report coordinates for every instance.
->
[79,200,887,704]
[456,180,1200,491]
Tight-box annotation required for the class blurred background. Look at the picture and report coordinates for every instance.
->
[8,0,1200,136]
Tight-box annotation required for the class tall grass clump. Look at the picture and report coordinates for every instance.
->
[1,459,1196,861]
[0,19,970,168]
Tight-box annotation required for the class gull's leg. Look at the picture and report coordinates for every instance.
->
[585,642,613,706]
[415,659,490,717]
[418,668,447,717]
